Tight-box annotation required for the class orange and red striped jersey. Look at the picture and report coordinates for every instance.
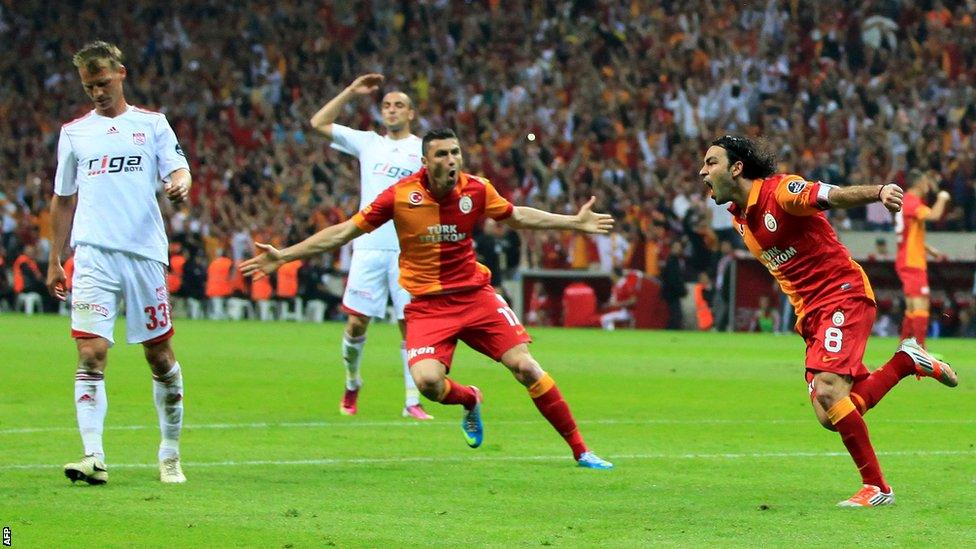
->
[895,191,931,270]
[352,168,514,296]
[727,174,874,324]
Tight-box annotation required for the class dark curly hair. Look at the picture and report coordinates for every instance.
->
[711,135,777,179]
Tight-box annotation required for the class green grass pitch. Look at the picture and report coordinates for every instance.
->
[1,315,974,547]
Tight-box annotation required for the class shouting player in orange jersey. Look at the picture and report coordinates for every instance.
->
[895,169,952,348]
[700,135,959,507]
[242,129,614,469]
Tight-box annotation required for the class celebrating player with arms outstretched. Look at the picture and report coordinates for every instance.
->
[700,135,958,507]
[48,41,191,485]
[310,73,431,419]
[243,129,614,469]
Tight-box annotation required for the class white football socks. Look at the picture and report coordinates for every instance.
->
[74,369,107,461]
[401,341,421,406]
[152,362,184,461]
[342,333,366,390]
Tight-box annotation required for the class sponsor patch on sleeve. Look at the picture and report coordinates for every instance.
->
[787,180,806,194]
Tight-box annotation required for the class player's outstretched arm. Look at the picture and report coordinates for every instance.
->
[504,196,614,234]
[46,194,77,300]
[163,168,192,203]
[828,184,904,212]
[240,219,364,279]
[309,73,385,139]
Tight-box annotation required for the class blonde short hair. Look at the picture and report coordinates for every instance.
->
[72,41,124,72]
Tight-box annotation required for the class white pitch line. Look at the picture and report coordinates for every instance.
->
[2,417,973,435]
[1,449,974,471]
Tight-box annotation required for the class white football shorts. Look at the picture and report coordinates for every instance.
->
[71,244,174,346]
[341,249,411,320]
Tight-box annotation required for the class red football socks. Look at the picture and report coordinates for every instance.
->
[912,312,929,347]
[438,379,478,410]
[900,312,914,340]
[850,352,916,414]
[827,397,889,492]
[528,373,587,459]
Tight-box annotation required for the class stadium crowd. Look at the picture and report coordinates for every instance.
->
[1,0,975,335]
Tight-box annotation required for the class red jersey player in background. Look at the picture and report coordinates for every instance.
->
[242,128,614,469]
[700,135,958,507]
[600,268,642,330]
[895,169,951,348]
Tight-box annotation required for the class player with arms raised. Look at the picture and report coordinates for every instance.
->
[894,169,952,348]
[310,74,430,420]
[700,135,958,506]
[47,41,191,485]
[243,129,614,469]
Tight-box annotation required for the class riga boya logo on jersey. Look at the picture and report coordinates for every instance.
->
[86,155,144,176]
[372,162,413,180]
[763,212,778,232]
[408,191,423,205]
[459,195,473,214]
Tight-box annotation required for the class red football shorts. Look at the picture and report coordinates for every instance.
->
[896,266,929,297]
[403,285,532,370]
[801,298,876,382]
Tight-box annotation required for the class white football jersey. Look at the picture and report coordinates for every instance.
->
[54,106,189,264]
[331,124,422,250]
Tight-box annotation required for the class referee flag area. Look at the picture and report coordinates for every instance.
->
[1,315,973,546]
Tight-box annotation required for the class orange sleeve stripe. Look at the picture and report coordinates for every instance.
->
[852,259,875,303]
[527,372,556,398]
[773,175,819,216]
[827,397,856,425]
[484,181,515,220]
[916,204,931,221]
[352,213,375,233]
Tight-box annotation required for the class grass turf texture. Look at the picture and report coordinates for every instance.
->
[1,314,974,547]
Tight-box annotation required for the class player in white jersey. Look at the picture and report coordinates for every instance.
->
[46,41,191,485]
[310,73,431,420]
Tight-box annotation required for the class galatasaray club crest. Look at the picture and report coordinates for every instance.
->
[408,191,423,205]
[832,310,845,326]
[459,195,473,214]
[133,132,146,145]
[763,212,778,232]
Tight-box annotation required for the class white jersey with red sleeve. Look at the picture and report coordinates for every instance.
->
[330,123,422,251]
[53,106,189,265]
[612,271,642,311]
